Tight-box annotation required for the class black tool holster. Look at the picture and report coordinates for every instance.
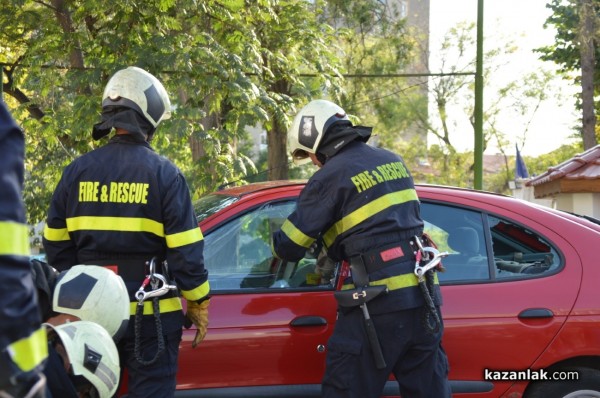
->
[334,255,388,369]
[333,256,388,310]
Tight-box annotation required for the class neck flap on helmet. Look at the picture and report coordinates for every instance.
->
[316,122,372,163]
[92,107,155,142]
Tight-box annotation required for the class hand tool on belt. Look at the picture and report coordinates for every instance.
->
[414,236,448,334]
[134,257,177,365]
[334,256,388,370]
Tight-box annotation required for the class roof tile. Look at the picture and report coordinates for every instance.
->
[527,145,600,187]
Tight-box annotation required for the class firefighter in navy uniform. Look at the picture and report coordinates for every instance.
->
[0,102,48,398]
[272,100,451,398]
[42,66,210,398]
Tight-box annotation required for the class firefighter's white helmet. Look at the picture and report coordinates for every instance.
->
[287,99,350,165]
[102,66,171,128]
[46,321,120,398]
[53,265,130,342]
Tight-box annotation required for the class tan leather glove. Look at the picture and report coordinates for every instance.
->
[315,249,336,285]
[186,299,210,348]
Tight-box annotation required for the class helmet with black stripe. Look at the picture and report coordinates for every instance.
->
[287,99,350,165]
[93,66,171,141]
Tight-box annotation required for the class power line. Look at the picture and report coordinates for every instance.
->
[0,62,474,79]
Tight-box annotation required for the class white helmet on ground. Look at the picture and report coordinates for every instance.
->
[288,99,350,165]
[53,265,130,342]
[46,321,120,398]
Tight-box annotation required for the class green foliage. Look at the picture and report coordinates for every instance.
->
[1,0,343,225]
[538,0,600,78]
[1,0,591,230]
[526,142,583,176]
[321,0,425,147]
[537,0,600,141]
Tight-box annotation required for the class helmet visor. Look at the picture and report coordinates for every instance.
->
[291,149,313,165]
[292,148,309,161]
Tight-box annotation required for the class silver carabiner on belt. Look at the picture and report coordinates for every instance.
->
[135,257,177,304]
[414,237,449,280]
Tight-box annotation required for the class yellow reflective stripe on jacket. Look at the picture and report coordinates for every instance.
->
[66,216,165,237]
[43,224,70,242]
[165,227,203,248]
[180,280,211,302]
[129,297,182,315]
[324,189,419,247]
[0,221,30,256]
[281,219,315,249]
[8,327,48,372]
[341,272,439,291]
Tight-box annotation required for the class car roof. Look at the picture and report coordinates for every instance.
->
[214,180,509,200]
[215,180,308,198]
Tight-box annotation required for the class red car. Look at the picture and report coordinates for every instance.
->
[174,180,600,397]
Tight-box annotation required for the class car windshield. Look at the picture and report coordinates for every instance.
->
[194,193,240,223]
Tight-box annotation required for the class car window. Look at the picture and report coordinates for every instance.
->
[204,200,335,292]
[421,202,490,282]
[421,202,561,283]
[489,215,561,278]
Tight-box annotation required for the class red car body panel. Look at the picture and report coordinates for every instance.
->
[177,292,336,389]
[168,181,600,397]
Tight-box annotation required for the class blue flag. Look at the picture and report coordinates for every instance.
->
[515,144,529,179]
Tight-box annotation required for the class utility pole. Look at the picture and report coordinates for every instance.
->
[474,0,484,190]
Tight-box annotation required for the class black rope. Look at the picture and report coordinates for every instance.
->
[134,297,165,365]
[419,270,441,334]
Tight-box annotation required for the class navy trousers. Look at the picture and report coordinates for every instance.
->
[118,328,182,398]
[322,306,451,398]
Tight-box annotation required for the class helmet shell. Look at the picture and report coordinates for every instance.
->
[53,265,129,342]
[46,321,120,397]
[102,66,171,128]
[288,99,350,165]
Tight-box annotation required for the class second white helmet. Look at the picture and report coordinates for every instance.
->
[53,265,130,342]
[287,99,350,165]
[46,321,121,398]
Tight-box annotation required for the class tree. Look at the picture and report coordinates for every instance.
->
[402,22,566,191]
[251,0,344,181]
[537,0,600,149]
[320,0,425,149]
[0,0,344,226]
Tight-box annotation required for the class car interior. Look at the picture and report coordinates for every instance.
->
[421,202,561,283]
[203,200,334,291]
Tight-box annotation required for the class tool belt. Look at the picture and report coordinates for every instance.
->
[354,238,418,274]
[84,257,166,281]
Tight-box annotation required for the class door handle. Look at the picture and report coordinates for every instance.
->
[290,316,327,327]
[518,308,554,319]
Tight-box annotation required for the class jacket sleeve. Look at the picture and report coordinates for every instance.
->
[272,179,335,262]
[42,170,78,271]
[162,171,210,302]
[0,102,47,376]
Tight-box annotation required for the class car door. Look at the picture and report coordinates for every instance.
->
[177,199,338,397]
[420,199,581,397]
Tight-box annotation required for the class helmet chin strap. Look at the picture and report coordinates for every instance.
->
[316,152,327,165]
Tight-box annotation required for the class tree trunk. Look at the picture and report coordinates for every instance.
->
[267,78,291,180]
[267,115,289,181]
[579,0,597,150]
[51,0,92,96]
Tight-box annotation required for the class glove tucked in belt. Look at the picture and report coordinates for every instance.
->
[185,299,210,348]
